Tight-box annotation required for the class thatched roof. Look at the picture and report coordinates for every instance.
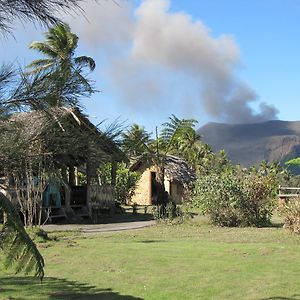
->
[1,107,125,165]
[164,155,196,183]
[130,155,196,184]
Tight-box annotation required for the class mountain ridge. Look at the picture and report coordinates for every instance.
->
[198,120,300,167]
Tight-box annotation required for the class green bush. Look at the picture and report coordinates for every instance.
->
[115,167,139,204]
[281,198,300,234]
[192,169,277,227]
[99,162,140,204]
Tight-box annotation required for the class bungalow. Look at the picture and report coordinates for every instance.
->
[129,155,196,206]
[0,107,124,223]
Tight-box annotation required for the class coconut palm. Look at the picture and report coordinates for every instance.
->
[27,23,96,107]
[27,23,95,75]
[172,126,203,170]
[122,124,152,159]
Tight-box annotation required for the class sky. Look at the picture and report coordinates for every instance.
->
[1,0,300,132]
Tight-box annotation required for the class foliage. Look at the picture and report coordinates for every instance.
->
[116,168,140,204]
[123,115,198,206]
[99,162,140,204]
[0,193,44,280]
[151,202,187,225]
[285,157,300,167]
[193,167,278,227]
[122,124,151,159]
[280,198,300,234]
[26,23,96,107]
[0,0,83,35]
[0,0,95,282]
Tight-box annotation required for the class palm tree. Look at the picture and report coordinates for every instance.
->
[172,127,203,170]
[28,23,95,74]
[27,23,96,107]
[122,124,151,159]
[0,1,93,281]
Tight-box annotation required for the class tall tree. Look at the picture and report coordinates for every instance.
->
[27,23,96,107]
[172,126,203,170]
[122,124,151,159]
[27,23,95,74]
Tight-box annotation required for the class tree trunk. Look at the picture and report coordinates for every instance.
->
[68,165,76,186]
[111,161,117,186]
[155,165,167,205]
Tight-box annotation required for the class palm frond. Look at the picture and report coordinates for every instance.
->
[74,56,96,71]
[29,42,57,58]
[26,59,54,75]
[0,0,83,36]
[160,114,198,153]
[0,193,44,280]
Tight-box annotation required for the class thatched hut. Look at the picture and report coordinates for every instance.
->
[0,107,124,223]
[130,155,196,205]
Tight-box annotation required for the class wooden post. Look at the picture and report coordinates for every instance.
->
[86,159,92,216]
[64,182,71,209]
[69,165,76,186]
[75,167,79,186]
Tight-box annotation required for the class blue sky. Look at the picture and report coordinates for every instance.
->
[1,0,300,132]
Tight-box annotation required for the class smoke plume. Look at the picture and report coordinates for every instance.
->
[68,0,278,123]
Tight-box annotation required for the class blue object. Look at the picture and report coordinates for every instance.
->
[43,181,61,207]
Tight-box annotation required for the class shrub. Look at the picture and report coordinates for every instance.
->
[192,169,277,227]
[115,167,139,204]
[281,198,300,234]
[98,162,140,204]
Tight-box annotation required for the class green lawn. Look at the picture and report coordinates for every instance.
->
[1,219,300,300]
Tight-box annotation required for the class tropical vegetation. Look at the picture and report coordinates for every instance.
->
[0,1,97,280]
[192,165,279,227]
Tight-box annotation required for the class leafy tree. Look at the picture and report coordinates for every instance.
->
[171,126,202,170]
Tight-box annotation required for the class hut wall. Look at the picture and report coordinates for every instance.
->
[170,180,184,204]
[131,169,152,205]
[164,179,171,195]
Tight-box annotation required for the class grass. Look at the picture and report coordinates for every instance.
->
[1,218,300,300]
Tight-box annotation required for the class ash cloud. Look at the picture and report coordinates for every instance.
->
[68,0,279,123]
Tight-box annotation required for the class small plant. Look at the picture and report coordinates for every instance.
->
[281,198,300,234]
[26,227,50,243]
[152,202,186,225]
